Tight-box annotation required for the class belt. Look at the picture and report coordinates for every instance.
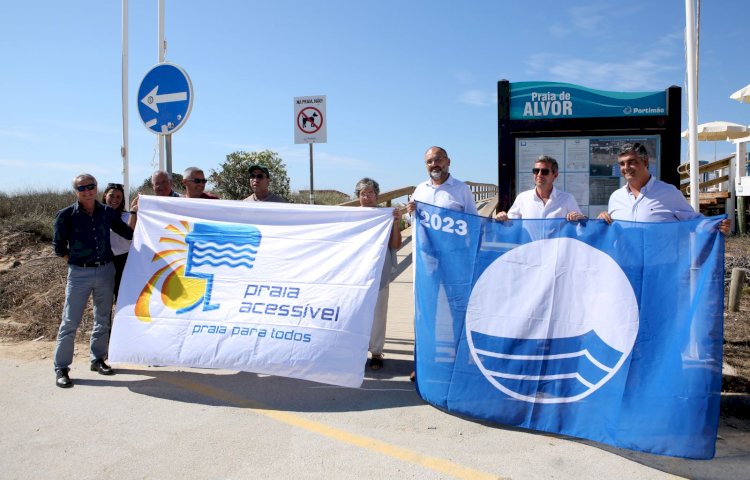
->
[74,261,109,268]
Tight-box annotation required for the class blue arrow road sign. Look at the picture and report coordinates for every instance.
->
[137,63,193,135]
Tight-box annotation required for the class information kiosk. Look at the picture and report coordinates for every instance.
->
[496,81,682,216]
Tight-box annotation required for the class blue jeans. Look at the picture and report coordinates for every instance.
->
[54,263,115,371]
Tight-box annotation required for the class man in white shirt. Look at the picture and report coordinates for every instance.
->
[406,146,478,216]
[406,146,477,383]
[495,155,584,222]
[597,142,729,234]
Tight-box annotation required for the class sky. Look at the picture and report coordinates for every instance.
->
[1,1,749,196]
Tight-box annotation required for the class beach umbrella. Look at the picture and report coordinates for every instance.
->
[681,121,749,141]
[730,83,750,104]
[681,121,749,161]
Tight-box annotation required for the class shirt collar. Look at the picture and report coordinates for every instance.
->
[534,186,558,202]
[625,175,655,195]
[424,174,453,188]
[73,200,103,213]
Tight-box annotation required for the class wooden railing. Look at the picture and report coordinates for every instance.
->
[465,182,498,202]
[678,155,733,205]
[338,186,415,208]
[338,182,498,211]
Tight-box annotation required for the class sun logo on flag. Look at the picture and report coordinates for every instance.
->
[134,221,209,322]
[135,220,263,322]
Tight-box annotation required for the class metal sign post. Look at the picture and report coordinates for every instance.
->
[294,95,327,205]
[309,143,315,204]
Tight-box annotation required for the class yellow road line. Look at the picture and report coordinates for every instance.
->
[164,376,504,480]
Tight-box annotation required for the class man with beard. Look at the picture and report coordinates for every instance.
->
[406,146,478,382]
[406,146,477,217]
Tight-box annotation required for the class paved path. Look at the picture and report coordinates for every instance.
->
[1,230,748,479]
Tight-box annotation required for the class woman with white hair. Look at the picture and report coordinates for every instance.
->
[355,177,402,371]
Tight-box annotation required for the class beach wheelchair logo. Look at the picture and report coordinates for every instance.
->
[135,221,262,322]
[465,237,639,404]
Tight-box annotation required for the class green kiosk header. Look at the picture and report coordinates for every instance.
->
[497,81,682,217]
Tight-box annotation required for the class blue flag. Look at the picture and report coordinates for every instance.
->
[413,202,725,459]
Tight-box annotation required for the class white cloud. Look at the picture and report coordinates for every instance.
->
[453,70,475,85]
[458,89,497,107]
[210,141,268,152]
[54,121,119,136]
[0,128,39,140]
[550,3,643,38]
[525,30,683,91]
[0,158,98,171]
[277,146,371,169]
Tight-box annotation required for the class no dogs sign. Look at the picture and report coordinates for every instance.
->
[294,95,327,144]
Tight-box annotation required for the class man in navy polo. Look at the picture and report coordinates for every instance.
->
[53,173,133,388]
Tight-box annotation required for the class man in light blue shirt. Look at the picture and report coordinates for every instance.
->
[598,143,729,234]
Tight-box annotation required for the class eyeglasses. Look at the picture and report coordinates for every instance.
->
[532,168,551,176]
[249,174,267,180]
[188,178,208,184]
[106,183,124,190]
[76,183,97,192]
[359,191,377,197]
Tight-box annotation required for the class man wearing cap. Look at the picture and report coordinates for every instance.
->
[182,166,220,199]
[243,164,287,203]
[53,173,133,388]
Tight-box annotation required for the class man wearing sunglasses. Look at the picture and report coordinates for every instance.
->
[495,155,584,222]
[182,166,219,199]
[597,143,729,234]
[243,164,287,203]
[52,174,134,388]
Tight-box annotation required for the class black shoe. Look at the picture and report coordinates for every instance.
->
[56,369,73,388]
[90,359,115,376]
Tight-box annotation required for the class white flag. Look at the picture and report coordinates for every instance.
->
[109,196,393,387]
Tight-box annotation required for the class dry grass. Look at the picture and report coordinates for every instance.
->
[723,235,750,392]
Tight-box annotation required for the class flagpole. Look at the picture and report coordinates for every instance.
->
[121,0,129,207]
[685,0,700,211]
[157,0,166,171]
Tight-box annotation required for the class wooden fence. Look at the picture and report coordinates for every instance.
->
[338,182,498,212]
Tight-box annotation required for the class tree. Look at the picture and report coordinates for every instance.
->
[209,150,291,200]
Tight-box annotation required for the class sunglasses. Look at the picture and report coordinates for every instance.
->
[76,183,97,192]
[106,183,124,190]
[187,178,208,184]
[249,174,267,179]
[532,168,551,176]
